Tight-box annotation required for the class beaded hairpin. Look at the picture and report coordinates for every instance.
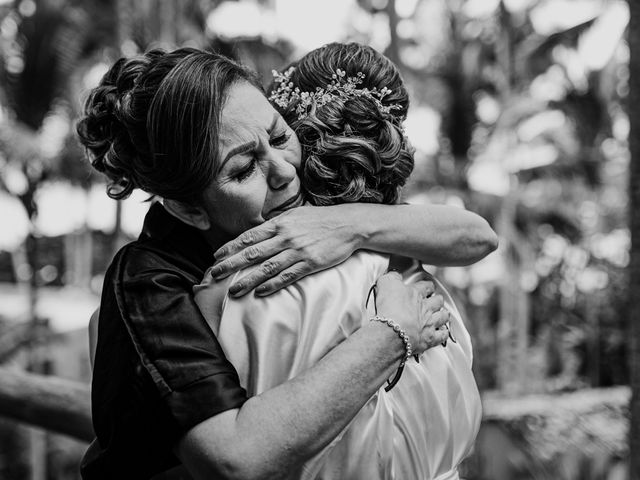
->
[268,67,403,119]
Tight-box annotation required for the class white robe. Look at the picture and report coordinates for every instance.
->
[194,251,481,480]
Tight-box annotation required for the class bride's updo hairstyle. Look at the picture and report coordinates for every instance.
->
[77,48,260,203]
[269,42,413,206]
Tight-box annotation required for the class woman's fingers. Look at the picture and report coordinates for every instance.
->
[373,275,454,355]
[213,222,277,265]
[417,294,450,351]
[422,293,444,313]
[412,280,435,299]
[251,262,312,296]
[227,251,298,297]
[430,307,451,329]
[422,316,450,349]
[432,327,450,346]
[211,235,282,280]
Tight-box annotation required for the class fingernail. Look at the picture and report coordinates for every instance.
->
[211,267,232,280]
[255,285,268,296]
[229,283,243,296]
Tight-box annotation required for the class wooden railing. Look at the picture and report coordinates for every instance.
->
[0,367,93,442]
[0,367,630,479]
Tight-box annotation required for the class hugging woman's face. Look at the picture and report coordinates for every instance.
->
[200,82,303,240]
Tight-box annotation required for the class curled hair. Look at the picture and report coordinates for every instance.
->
[269,42,414,206]
[76,48,260,202]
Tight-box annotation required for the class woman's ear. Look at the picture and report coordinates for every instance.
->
[163,199,211,231]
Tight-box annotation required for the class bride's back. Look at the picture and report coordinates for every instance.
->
[194,251,481,480]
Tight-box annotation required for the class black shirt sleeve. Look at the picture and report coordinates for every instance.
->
[83,244,247,479]
[115,245,248,427]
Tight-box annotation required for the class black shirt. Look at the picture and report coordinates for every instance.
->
[81,202,248,479]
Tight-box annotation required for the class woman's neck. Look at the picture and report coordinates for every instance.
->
[200,227,232,253]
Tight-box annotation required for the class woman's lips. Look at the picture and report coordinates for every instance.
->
[266,191,304,218]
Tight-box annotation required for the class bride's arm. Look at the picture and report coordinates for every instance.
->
[209,203,497,297]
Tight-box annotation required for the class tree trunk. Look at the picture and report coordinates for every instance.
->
[495,185,528,393]
[385,0,401,68]
[494,2,528,394]
[158,0,177,47]
[627,1,640,478]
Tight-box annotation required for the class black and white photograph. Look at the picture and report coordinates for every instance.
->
[0,0,637,479]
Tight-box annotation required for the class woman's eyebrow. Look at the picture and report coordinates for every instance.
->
[221,141,258,168]
[218,114,281,172]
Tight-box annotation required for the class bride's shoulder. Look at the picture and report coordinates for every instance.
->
[346,251,390,271]
[192,267,239,327]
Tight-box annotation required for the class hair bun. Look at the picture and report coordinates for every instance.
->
[76,54,157,199]
[274,42,413,207]
[342,96,387,134]
[297,96,413,206]
[77,81,123,166]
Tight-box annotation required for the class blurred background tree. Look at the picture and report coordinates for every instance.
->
[0,0,635,478]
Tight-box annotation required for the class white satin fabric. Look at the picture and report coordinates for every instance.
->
[194,252,481,480]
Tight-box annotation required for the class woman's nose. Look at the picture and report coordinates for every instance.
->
[267,154,297,190]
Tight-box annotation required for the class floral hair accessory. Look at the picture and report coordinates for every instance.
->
[269,67,403,119]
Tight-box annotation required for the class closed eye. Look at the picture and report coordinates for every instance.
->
[234,159,257,182]
[270,131,291,148]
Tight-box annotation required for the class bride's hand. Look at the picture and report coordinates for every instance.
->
[209,205,362,297]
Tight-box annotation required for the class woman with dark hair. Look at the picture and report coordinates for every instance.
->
[78,46,495,479]
[194,43,487,480]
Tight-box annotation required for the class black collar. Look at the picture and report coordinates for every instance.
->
[139,201,214,271]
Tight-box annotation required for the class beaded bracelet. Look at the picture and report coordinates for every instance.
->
[370,314,413,391]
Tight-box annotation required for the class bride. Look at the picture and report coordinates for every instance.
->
[195,42,491,480]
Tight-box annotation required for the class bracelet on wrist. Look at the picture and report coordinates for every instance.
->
[370,314,413,391]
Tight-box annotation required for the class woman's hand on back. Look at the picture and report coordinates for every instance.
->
[209,205,364,297]
[374,273,450,355]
